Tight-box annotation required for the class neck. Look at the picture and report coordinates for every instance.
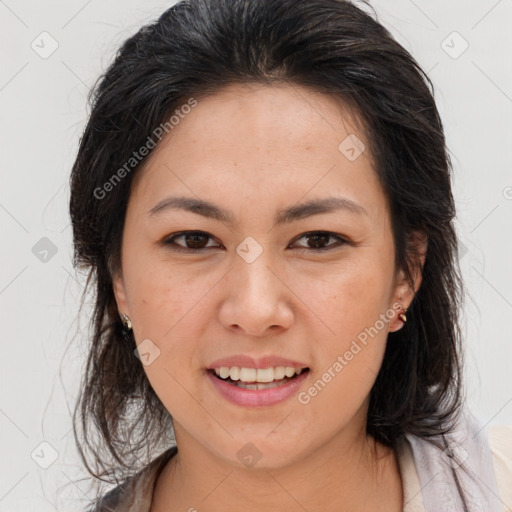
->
[151,424,403,511]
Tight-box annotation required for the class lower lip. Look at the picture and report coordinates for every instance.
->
[206,370,310,407]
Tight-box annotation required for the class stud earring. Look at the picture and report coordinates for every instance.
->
[120,313,132,331]
[398,309,407,323]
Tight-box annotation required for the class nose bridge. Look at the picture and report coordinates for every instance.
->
[233,237,278,301]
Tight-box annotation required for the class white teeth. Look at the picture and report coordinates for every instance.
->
[213,366,306,382]
[274,367,286,380]
[219,367,230,379]
[284,367,295,378]
[239,367,257,382]
[256,368,274,382]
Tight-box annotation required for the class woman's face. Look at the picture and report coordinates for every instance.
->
[113,82,425,469]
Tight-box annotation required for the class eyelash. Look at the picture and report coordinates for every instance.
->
[161,230,351,253]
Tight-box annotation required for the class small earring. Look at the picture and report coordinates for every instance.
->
[120,313,132,331]
[398,308,408,323]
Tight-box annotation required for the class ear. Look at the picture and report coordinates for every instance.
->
[112,270,130,318]
[390,230,428,330]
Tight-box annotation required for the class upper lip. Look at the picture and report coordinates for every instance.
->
[206,355,309,370]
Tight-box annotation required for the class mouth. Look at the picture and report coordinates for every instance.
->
[207,367,311,390]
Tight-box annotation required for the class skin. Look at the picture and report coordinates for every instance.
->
[113,82,427,511]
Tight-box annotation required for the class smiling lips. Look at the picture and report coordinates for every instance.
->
[205,354,310,405]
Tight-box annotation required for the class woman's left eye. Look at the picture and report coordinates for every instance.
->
[291,231,349,251]
[161,230,349,252]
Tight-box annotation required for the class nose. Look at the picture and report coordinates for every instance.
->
[218,251,294,337]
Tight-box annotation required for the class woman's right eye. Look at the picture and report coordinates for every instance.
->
[162,231,220,252]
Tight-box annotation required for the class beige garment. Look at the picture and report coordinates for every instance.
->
[397,425,512,512]
[92,426,512,512]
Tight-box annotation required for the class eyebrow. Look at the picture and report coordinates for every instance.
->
[147,195,368,226]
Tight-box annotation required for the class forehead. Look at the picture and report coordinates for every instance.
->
[150,82,367,157]
[129,82,388,226]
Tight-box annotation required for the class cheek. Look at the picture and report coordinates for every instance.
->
[294,260,392,400]
[299,279,391,427]
[128,271,216,404]
[127,258,207,337]
[292,259,392,337]
[130,273,207,411]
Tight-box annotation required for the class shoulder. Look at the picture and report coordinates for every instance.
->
[397,417,512,512]
[86,483,126,512]
[395,435,426,512]
[488,424,512,511]
[85,446,178,512]
[84,477,133,512]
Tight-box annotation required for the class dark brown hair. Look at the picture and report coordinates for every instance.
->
[69,0,469,506]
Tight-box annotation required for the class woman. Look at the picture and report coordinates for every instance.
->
[69,0,512,510]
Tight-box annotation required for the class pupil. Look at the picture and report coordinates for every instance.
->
[186,233,207,248]
[308,233,329,248]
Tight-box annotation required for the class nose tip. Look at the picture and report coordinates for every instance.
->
[220,258,294,335]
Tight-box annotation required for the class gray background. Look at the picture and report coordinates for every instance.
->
[1,0,511,510]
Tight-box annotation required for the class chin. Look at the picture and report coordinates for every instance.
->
[209,435,308,471]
